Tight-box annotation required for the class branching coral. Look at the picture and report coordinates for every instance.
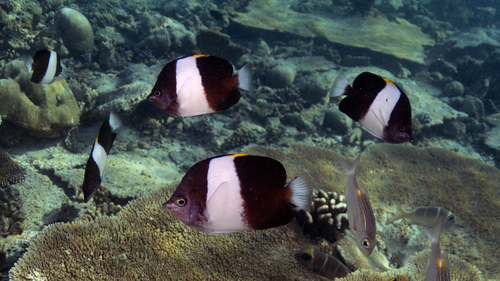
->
[294,189,348,243]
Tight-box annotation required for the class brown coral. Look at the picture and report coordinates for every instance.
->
[10,183,333,280]
[244,143,500,279]
[0,151,25,188]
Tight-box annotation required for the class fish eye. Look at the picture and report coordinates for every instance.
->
[176,196,187,206]
[361,238,370,249]
[448,215,455,221]
[154,90,161,97]
[301,253,312,261]
[399,125,406,131]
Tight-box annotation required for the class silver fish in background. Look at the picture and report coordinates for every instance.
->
[25,49,62,85]
[294,247,352,279]
[330,71,412,143]
[388,204,457,228]
[82,112,122,203]
[163,154,313,233]
[338,152,377,256]
[424,218,451,281]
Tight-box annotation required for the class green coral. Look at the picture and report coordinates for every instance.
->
[0,60,80,137]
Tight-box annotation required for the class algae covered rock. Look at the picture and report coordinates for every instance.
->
[55,7,94,54]
[0,60,80,137]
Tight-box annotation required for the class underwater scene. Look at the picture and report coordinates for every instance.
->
[0,0,500,280]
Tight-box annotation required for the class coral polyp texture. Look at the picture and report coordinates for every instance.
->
[244,143,500,279]
[0,60,80,137]
[0,151,25,188]
[9,183,334,280]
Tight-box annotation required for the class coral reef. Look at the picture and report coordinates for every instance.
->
[230,0,435,64]
[9,183,332,280]
[0,152,25,188]
[0,60,80,137]
[244,143,500,279]
[294,189,348,243]
[55,8,94,54]
[0,187,25,237]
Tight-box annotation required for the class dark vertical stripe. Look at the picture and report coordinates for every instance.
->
[96,120,116,155]
[234,155,293,230]
[82,145,101,203]
[384,86,412,142]
[151,58,179,115]
[339,72,387,122]
[176,157,211,215]
[30,50,52,84]
[196,56,241,111]
[55,53,62,77]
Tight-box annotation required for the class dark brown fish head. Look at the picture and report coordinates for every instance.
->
[147,86,180,116]
[386,121,413,143]
[356,234,376,256]
[294,248,314,268]
[162,187,206,229]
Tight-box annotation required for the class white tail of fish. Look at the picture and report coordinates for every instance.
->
[288,173,313,212]
[329,71,350,97]
[337,151,362,177]
[236,63,253,93]
[109,111,122,132]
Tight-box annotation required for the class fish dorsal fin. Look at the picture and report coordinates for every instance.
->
[329,71,350,97]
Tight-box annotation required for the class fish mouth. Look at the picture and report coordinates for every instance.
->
[162,201,171,211]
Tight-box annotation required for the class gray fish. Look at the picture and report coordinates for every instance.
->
[388,204,456,228]
[338,152,377,256]
[294,248,352,279]
[424,218,451,281]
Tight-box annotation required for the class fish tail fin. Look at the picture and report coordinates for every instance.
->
[387,203,407,224]
[287,173,313,212]
[236,63,253,93]
[25,57,33,73]
[329,70,350,97]
[337,151,363,176]
[109,111,122,132]
[424,217,443,244]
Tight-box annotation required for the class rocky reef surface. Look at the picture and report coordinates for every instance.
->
[1,0,500,280]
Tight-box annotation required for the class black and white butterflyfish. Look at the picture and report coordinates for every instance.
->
[25,49,62,85]
[148,54,253,117]
[163,154,313,233]
[330,71,413,143]
[82,112,122,203]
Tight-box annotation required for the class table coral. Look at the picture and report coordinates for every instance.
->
[0,60,80,137]
[9,183,334,280]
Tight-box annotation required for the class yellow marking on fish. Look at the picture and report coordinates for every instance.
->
[382,77,396,88]
[192,54,210,58]
[230,154,248,157]
[94,132,100,143]
[355,189,365,196]
[436,258,447,270]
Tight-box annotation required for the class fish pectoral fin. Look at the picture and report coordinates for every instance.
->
[206,181,230,215]
[177,77,194,100]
